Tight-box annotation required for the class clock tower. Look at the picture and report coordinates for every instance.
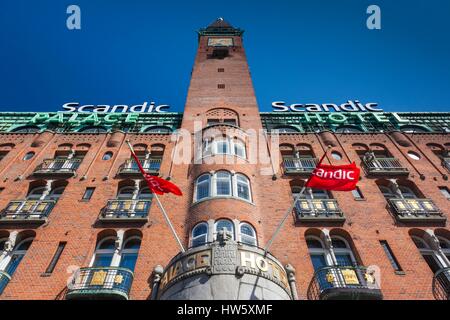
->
[157,19,294,300]
[181,18,264,131]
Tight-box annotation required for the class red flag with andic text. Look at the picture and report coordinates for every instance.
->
[130,150,182,196]
[305,162,360,191]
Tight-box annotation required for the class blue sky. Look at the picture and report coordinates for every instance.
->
[0,0,449,113]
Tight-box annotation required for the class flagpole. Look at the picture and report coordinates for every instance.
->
[263,145,331,256]
[153,193,186,253]
[125,140,186,253]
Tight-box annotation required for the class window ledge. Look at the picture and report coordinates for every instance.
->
[196,154,249,163]
[191,196,254,207]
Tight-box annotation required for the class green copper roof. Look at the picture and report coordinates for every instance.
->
[0,112,449,134]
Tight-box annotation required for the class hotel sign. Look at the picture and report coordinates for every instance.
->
[272,100,382,113]
[158,245,290,293]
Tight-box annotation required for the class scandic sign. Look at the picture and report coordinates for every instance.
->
[272,100,382,112]
[62,101,170,113]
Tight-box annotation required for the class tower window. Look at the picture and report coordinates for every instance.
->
[218,84,225,89]
[218,68,225,72]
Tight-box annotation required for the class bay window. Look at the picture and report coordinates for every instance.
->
[194,171,252,203]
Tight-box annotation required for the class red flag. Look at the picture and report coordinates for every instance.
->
[305,162,360,191]
[129,148,182,196]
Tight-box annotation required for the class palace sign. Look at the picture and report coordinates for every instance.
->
[272,100,382,113]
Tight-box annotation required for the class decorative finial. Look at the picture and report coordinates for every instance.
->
[218,17,224,21]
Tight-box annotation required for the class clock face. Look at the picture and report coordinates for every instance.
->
[208,37,234,47]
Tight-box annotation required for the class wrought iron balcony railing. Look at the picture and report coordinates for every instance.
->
[118,158,161,175]
[307,265,383,300]
[433,267,450,300]
[33,158,82,176]
[295,199,345,222]
[0,270,11,295]
[99,199,151,222]
[0,199,56,223]
[443,158,450,172]
[66,267,134,300]
[283,157,318,175]
[388,198,446,222]
[363,157,409,176]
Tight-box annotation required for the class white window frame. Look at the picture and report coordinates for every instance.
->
[213,219,235,241]
[201,137,247,160]
[191,222,209,247]
[239,222,257,246]
[194,172,252,203]
[195,174,211,201]
[0,237,33,274]
[412,236,450,269]
[234,174,251,201]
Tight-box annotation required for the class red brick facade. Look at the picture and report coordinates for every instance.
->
[0,19,449,300]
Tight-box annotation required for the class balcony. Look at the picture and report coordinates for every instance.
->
[66,267,134,300]
[99,199,151,222]
[283,157,318,175]
[433,267,450,300]
[363,157,409,176]
[117,158,161,176]
[307,265,383,300]
[388,198,446,222]
[0,270,11,295]
[0,199,55,224]
[33,158,81,177]
[295,199,345,222]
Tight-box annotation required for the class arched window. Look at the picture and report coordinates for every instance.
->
[144,126,172,134]
[102,152,113,160]
[79,126,107,134]
[138,187,152,200]
[119,237,141,272]
[4,238,34,276]
[236,174,251,201]
[191,223,208,247]
[306,236,330,271]
[23,152,35,160]
[378,185,396,199]
[92,237,116,267]
[196,174,211,201]
[214,219,234,240]
[117,187,135,200]
[331,236,356,267]
[194,172,252,203]
[335,126,364,133]
[48,186,65,200]
[11,126,40,133]
[215,171,232,196]
[306,235,357,272]
[27,187,46,200]
[398,186,416,199]
[378,184,418,199]
[411,235,450,274]
[273,126,299,133]
[239,223,257,246]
